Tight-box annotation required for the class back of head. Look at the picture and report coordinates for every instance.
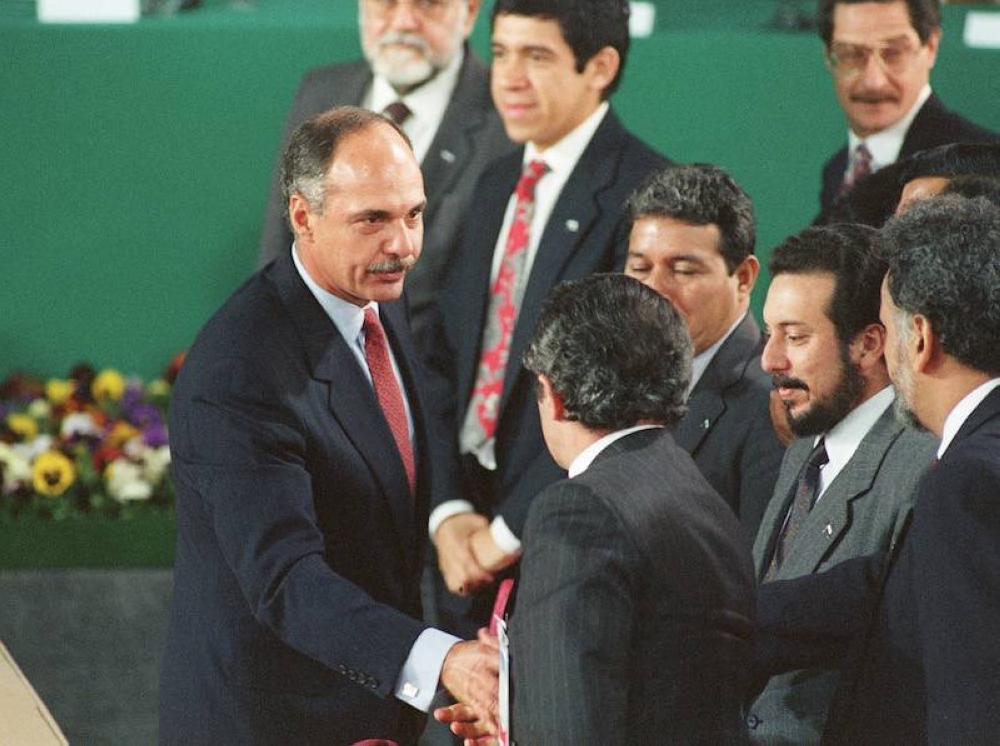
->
[816,162,904,228]
[881,195,1000,375]
[897,142,1000,184]
[523,274,692,430]
[627,164,755,273]
[817,0,940,46]
[769,223,886,344]
[941,175,1000,207]
[491,0,631,97]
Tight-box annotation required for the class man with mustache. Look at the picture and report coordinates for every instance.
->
[817,0,998,213]
[259,0,514,353]
[748,223,936,743]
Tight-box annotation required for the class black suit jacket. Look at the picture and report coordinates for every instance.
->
[510,429,755,744]
[159,253,433,745]
[758,386,1000,744]
[674,313,784,548]
[820,93,1000,211]
[258,48,515,349]
[428,110,668,537]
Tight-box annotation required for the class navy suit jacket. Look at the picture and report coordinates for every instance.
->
[510,429,755,744]
[820,94,1000,211]
[160,253,433,745]
[258,48,514,351]
[674,313,784,548]
[428,110,668,537]
[758,386,1000,744]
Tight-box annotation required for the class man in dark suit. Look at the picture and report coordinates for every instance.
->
[749,223,936,743]
[160,108,499,745]
[816,0,998,212]
[425,0,668,638]
[500,274,754,743]
[757,195,1000,743]
[624,164,784,548]
[258,0,514,351]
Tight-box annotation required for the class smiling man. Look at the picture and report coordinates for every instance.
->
[424,0,667,640]
[749,223,936,743]
[817,0,998,212]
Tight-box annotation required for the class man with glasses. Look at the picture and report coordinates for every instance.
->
[259,0,513,352]
[817,0,998,212]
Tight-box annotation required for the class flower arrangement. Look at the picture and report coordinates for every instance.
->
[0,356,183,520]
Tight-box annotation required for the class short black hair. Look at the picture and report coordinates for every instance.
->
[941,175,1000,207]
[817,0,940,47]
[523,274,691,430]
[627,164,755,274]
[769,223,886,345]
[896,142,1000,185]
[491,0,630,98]
[882,195,1000,375]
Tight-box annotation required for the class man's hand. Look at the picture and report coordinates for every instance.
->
[439,639,500,736]
[470,526,520,574]
[435,513,494,595]
[434,703,499,745]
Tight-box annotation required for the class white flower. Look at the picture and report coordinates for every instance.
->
[14,434,54,462]
[61,412,101,440]
[27,398,52,420]
[105,459,153,502]
[142,446,171,485]
[0,443,31,493]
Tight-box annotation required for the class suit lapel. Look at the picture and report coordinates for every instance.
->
[754,440,809,578]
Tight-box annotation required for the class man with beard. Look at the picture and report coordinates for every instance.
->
[259,0,514,352]
[748,223,936,743]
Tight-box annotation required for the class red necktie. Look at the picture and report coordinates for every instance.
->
[839,142,873,198]
[460,159,548,451]
[765,438,828,580]
[363,307,416,494]
[382,101,411,126]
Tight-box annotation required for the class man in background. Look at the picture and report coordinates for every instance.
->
[625,164,784,548]
[259,0,513,349]
[816,0,998,212]
[749,223,936,743]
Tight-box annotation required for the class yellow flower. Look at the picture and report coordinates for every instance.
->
[45,378,75,406]
[107,421,140,449]
[31,450,76,497]
[92,369,126,401]
[6,413,38,442]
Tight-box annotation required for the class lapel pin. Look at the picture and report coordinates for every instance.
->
[702,418,711,430]
[823,523,833,537]
[565,219,579,233]
[440,149,456,163]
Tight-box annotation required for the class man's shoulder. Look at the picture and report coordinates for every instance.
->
[298,58,372,89]
[904,94,1000,153]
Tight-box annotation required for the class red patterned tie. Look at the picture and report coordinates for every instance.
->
[460,159,548,451]
[363,307,416,494]
[839,142,873,198]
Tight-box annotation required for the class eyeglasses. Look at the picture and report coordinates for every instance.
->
[826,41,922,77]
[362,0,456,20]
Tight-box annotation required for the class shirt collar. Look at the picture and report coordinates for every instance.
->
[848,84,932,169]
[938,378,1000,458]
[820,385,894,472]
[690,312,747,394]
[292,243,375,345]
[369,50,464,122]
[524,102,609,175]
[568,424,663,478]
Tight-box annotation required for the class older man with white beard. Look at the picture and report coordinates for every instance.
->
[259,0,513,353]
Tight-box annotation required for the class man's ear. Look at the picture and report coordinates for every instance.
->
[584,46,620,97]
[911,314,939,374]
[734,255,760,300]
[538,374,566,422]
[288,193,315,240]
[854,322,887,372]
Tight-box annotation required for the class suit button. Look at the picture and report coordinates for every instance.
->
[747,713,761,730]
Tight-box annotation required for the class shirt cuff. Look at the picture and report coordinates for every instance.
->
[489,515,522,556]
[395,628,462,712]
[428,500,476,540]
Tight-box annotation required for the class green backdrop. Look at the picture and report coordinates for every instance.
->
[2,0,998,380]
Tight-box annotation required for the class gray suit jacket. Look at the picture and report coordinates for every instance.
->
[510,428,755,745]
[748,400,937,744]
[674,313,785,549]
[258,48,514,349]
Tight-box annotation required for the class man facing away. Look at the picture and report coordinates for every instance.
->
[757,195,1000,743]
[425,0,668,639]
[624,164,785,548]
[509,274,755,744]
[160,107,497,746]
[258,0,514,351]
[748,223,936,743]
[816,0,998,213]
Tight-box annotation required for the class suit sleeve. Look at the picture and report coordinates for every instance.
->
[910,457,1000,743]
[171,354,427,698]
[510,484,634,745]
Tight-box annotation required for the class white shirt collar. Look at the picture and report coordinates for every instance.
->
[848,84,932,170]
[292,243,374,344]
[816,385,895,497]
[690,312,747,395]
[938,378,1000,458]
[568,423,663,478]
[524,101,609,175]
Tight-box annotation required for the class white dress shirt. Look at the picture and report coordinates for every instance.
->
[938,378,1000,458]
[847,84,932,174]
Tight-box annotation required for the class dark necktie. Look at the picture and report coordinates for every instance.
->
[459,159,549,453]
[839,142,873,198]
[765,438,828,580]
[382,101,411,126]
[362,307,415,494]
